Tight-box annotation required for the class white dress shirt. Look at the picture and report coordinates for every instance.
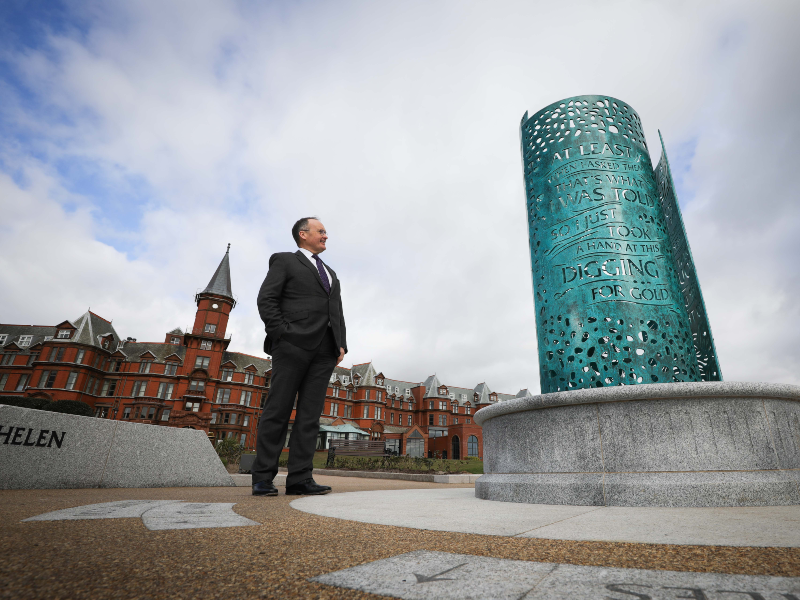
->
[298,247,332,286]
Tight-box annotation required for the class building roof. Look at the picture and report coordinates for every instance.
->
[0,324,57,350]
[200,245,234,300]
[221,351,272,374]
[118,341,186,362]
[69,311,122,350]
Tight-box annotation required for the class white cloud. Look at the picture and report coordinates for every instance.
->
[2,0,798,392]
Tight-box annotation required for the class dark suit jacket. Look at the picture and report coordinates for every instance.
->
[257,250,347,355]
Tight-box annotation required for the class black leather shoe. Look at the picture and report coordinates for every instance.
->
[252,480,278,496]
[285,478,331,495]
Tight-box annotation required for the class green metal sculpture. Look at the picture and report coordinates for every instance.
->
[520,95,721,393]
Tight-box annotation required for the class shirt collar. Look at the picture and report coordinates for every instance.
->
[298,247,316,260]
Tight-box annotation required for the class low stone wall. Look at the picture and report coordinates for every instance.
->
[0,404,233,489]
[474,381,800,507]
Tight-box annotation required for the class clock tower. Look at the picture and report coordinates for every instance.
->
[191,244,235,344]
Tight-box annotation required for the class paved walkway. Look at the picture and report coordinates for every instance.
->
[2,476,799,599]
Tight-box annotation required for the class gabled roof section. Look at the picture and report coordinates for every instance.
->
[118,342,187,363]
[168,328,183,335]
[221,351,272,373]
[351,362,377,386]
[515,389,534,399]
[423,375,443,397]
[69,311,121,349]
[200,245,233,300]
[473,382,493,404]
[0,324,57,349]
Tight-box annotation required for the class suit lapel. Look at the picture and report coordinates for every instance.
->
[295,250,330,294]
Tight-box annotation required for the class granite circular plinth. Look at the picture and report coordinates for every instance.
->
[474,382,800,507]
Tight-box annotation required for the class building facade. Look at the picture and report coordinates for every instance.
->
[0,248,528,458]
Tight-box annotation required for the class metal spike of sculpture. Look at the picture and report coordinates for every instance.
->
[520,95,721,393]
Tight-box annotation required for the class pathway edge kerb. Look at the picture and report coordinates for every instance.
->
[474,381,800,425]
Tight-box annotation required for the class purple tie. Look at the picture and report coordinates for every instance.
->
[312,254,331,294]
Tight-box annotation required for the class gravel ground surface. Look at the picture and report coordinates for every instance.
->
[2,476,799,600]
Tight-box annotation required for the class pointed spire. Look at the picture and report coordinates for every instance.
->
[201,244,233,300]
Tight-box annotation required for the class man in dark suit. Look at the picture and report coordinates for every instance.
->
[251,217,347,496]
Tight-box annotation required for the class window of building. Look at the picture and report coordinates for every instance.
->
[260,392,267,408]
[377,391,382,402]
[0,374,7,390]
[185,401,201,412]
[452,404,458,413]
[156,383,174,399]
[161,409,171,421]
[346,390,353,400]
[146,407,156,420]
[438,414,446,426]
[57,329,71,339]
[407,415,412,426]
[84,376,95,394]
[242,415,249,427]
[439,401,447,410]
[364,390,370,401]
[65,372,78,390]
[0,334,6,345]
[110,360,122,372]
[216,388,231,403]
[18,335,32,347]
[195,356,210,369]
[466,407,471,415]
[210,413,217,424]
[27,352,39,366]
[165,363,177,376]
[204,324,217,334]
[100,379,117,396]
[342,376,349,385]
[139,360,151,373]
[331,403,339,416]
[240,434,246,446]
[171,336,181,344]
[44,336,53,342]
[244,371,254,385]
[429,400,434,410]
[241,390,252,406]
[428,414,434,425]
[0,353,14,366]
[344,405,352,418]
[10,374,26,392]
[466,418,471,424]
[95,407,109,418]
[122,407,131,419]
[226,413,237,425]
[92,379,101,395]
[75,349,85,364]
[453,417,458,425]
[376,407,382,420]
[189,380,205,393]
[221,368,234,382]
[131,381,147,397]
[200,340,212,350]
[390,412,394,424]
[40,371,57,388]
[363,405,369,419]
[467,435,479,457]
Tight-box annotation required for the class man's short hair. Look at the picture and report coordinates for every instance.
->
[291,217,319,246]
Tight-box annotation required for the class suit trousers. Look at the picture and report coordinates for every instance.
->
[251,327,338,487]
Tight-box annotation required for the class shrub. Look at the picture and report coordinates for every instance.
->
[0,396,51,410]
[327,455,470,473]
[215,437,244,466]
[46,400,94,417]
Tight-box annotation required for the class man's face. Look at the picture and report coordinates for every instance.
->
[299,219,328,254]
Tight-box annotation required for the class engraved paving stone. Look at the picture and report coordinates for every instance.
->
[312,550,800,600]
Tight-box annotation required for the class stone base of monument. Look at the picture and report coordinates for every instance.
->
[474,382,800,507]
[0,404,233,489]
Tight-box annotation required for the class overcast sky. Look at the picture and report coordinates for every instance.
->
[1,0,798,394]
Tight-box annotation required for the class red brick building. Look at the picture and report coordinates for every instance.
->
[0,248,527,458]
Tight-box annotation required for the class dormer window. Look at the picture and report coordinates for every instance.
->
[221,368,234,382]
[342,376,349,385]
[57,330,71,339]
[165,362,178,376]
[171,336,181,344]
[18,335,32,347]
[244,371,254,385]
[376,378,384,386]
[405,388,411,395]
[438,387,447,396]
[449,393,455,399]
[204,324,216,334]
[0,334,7,345]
